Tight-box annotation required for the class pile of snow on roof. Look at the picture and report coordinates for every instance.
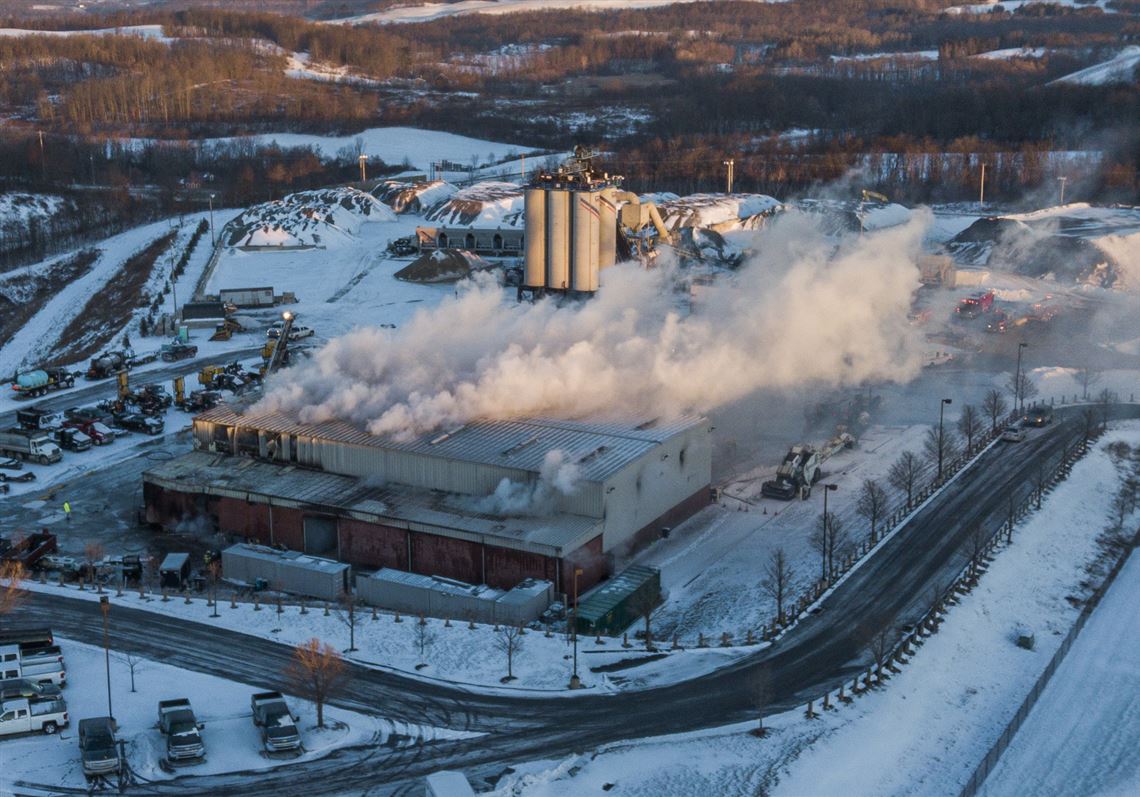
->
[423,181,524,228]
[226,187,396,248]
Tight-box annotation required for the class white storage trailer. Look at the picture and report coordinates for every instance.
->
[357,569,551,624]
[222,543,349,600]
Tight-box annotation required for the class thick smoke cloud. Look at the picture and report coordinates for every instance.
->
[471,449,582,516]
[255,210,931,438]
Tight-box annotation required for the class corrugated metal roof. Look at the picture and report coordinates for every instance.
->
[576,565,659,623]
[195,405,705,483]
[146,452,601,556]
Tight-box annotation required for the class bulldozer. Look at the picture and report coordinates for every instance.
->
[209,318,245,342]
[761,431,855,500]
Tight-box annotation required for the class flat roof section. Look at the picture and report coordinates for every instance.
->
[145,451,602,557]
[195,405,706,484]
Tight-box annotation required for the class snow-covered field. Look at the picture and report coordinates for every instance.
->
[488,423,1140,796]
[979,544,1140,797]
[340,0,787,25]
[1053,45,1140,86]
[0,638,404,792]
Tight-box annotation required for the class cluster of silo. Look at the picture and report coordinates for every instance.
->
[523,183,618,295]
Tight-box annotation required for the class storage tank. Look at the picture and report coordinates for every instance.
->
[546,190,570,291]
[523,188,546,289]
[571,191,600,292]
[598,191,617,269]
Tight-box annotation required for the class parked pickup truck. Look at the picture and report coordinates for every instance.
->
[79,716,121,778]
[54,427,92,452]
[250,691,301,754]
[158,698,205,763]
[0,696,68,736]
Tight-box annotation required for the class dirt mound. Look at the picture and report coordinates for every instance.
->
[227,187,396,248]
[423,181,523,228]
[373,180,456,214]
[395,250,490,283]
[949,216,1118,286]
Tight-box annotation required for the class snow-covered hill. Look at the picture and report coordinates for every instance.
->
[1052,46,1140,86]
[654,192,782,232]
[226,187,396,248]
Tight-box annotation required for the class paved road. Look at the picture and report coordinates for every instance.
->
[12,404,1136,795]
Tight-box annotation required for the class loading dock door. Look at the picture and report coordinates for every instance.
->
[303,516,338,557]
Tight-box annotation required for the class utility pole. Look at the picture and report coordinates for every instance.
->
[570,567,583,689]
[208,193,216,247]
[979,162,986,210]
[1057,176,1067,206]
[100,596,113,722]
[938,398,953,482]
[358,154,367,184]
[38,131,45,181]
[723,159,735,194]
[520,154,526,180]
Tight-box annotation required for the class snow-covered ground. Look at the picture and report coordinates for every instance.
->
[488,423,1140,796]
[979,544,1140,797]
[0,637,446,793]
[945,0,1115,15]
[340,0,787,25]
[19,580,754,694]
[0,24,169,40]
[1052,46,1140,85]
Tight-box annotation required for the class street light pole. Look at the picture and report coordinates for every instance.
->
[1015,342,1028,417]
[570,567,583,689]
[100,596,113,721]
[358,154,368,184]
[208,193,216,247]
[938,398,953,482]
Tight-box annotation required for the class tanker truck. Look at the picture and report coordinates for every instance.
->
[11,368,75,398]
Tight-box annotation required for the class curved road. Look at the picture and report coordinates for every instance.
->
[10,404,1139,796]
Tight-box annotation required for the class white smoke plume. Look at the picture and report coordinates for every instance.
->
[255,209,932,439]
[471,449,582,516]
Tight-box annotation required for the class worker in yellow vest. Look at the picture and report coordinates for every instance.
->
[63,501,71,523]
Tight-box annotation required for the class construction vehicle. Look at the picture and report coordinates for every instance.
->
[160,340,198,363]
[198,364,225,387]
[11,368,75,398]
[86,351,129,380]
[0,531,57,569]
[761,432,855,500]
[0,429,62,465]
[16,407,62,432]
[62,410,116,445]
[209,318,246,342]
[260,312,296,377]
[53,427,92,452]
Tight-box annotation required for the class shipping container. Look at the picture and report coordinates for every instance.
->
[222,544,348,601]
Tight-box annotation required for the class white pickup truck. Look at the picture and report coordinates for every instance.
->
[0,644,66,686]
[0,696,69,736]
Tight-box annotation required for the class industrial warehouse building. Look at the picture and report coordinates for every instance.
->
[143,407,711,596]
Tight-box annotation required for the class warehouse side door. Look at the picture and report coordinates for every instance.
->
[303,515,338,557]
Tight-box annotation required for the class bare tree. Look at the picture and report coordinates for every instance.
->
[286,638,347,728]
[811,512,846,582]
[888,451,921,509]
[117,651,144,692]
[982,388,1008,433]
[629,587,661,650]
[84,541,104,586]
[761,548,792,624]
[1008,372,1038,413]
[968,526,988,580]
[1097,387,1114,432]
[923,426,960,472]
[495,625,526,682]
[0,561,27,615]
[856,479,888,544]
[1077,366,1102,400]
[957,404,981,453]
[413,618,435,668]
[861,623,894,680]
[336,592,360,653]
[751,667,771,737]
